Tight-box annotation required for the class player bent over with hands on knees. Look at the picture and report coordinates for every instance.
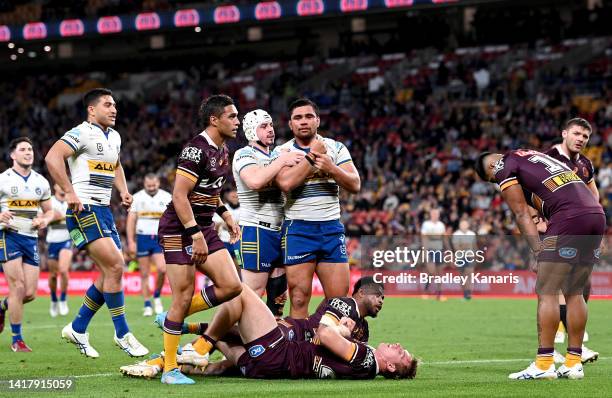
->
[46,88,148,359]
[475,149,605,380]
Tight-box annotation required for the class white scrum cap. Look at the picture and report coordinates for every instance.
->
[242,109,272,141]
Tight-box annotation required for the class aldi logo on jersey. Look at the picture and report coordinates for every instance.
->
[88,160,115,174]
[542,171,582,192]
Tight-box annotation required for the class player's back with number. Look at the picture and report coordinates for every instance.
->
[496,150,602,219]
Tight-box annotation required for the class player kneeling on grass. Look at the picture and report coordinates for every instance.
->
[121,283,415,380]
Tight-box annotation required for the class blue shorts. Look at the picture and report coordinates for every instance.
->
[238,226,282,272]
[283,220,348,265]
[0,230,40,266]
[66,205,121,250]
[137,234,163,257]
[48,240,73,260]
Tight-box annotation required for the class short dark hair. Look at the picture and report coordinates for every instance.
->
[474,152,492,181]
[83,88,113,108]
[199,94,234,127]
[288,98,319,118]
[144,173,159,181]
[564,117,592,133]
[352,276,384,295]
[9,137,33,152]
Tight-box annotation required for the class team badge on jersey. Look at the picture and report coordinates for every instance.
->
[11,186,17,195]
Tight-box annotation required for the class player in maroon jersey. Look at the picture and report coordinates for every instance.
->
[544,118,599,363]
[476,149,605,380]
[157,94,243,385]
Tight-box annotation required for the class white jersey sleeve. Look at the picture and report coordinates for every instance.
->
[60,122,121,206]
[0,169,51,237]
[232,146,284,230]
[47,196,70,243]
[131,189,172,235]
[279,137,354,222]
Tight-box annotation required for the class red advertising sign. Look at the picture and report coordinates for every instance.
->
[214,5,241,24]
[0,25,10,42]
[174,9,200,27]
[97,16,122,34]
[297,0,325,16]
[59,19,85,37]
[135,12,161,31]
[23,22,47,40]
[340,0,368,12]
[255,1,282,20]
[384,0,413,8]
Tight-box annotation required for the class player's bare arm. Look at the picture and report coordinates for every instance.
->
[173,174,208,265]
[587,180,599,201]
[32,198,55,229]
[317,323,358,362]
[240,150,303,190]
[45,141,82,213]
[114,158,132,209]
[312,156,360,194]
[275,156,317,192]
[217,197,240,244]
[500,184,543,255]
[126,210,138,257]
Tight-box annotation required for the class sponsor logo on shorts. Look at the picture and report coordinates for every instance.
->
[558,247,577,259]
[103,229,112,234]
[185,245,193,255]
[594,248,601,259]
[288,330,295,341]
[287,253,309,260]
[248,344,265,358]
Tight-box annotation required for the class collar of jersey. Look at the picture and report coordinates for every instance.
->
[11,168,31,182]
[292,134,323,153]
[251,145,271,157]
[89,122,111,139]
[554,144,579,162]
[200,130,219,150]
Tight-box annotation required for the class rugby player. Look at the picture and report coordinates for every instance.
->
[47,184,73,317]
[156,94,242,384]
[544,118,599,363]
[0,137,54,352]
[274,98,360,318]
[46,88,148,358]
[212,188,241,268]
[121,280,415,380]
[232,109,303,316]
[420,208,448,300]
[476,149,605,380]
[126,173,172,316]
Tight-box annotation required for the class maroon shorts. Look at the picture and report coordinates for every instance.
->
[277,317,314,342]
[158,214,225,265]
[539,213,606,265]
[237,327,292,379]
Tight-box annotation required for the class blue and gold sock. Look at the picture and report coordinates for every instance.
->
[144,300,152,308]
[11,323,22,343]
[104,291,129,338]
[72,284,105,333]
[50,290,58,303]
[153,289,161,299]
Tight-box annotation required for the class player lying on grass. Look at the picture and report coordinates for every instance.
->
[121,282,415,381]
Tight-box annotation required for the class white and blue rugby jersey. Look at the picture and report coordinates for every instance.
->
[232,145,284,230]
[60,121,121,206]
[273,136,353,222]
[46,195,70,243]
[0,168,51,237]
[130,189,172,235]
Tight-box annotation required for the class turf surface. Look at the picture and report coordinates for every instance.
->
[0,295,610,397]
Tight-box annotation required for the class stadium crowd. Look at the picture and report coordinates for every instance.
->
[1,37,611,271]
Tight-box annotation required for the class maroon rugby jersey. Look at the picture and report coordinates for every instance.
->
[291,339,377,379]
[545,145,595,185]
[163,131,229,225]
[494,149,602,220]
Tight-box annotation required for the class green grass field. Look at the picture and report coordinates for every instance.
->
[0,295,610,397]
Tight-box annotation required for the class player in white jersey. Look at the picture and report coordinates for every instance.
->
[127,173,172,316]
[46,184,74,317]
[274,99,360,318]
[232,109,302,316]
[0,137,54,352]
[213,188,241,267]
[420,208,448,301]
[45,88,148,358]
[451,219,478,300]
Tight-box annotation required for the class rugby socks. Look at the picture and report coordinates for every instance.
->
[50,290,58,303]
[163,318,182,372]
[104,291,129,338]
[183,322,208,335]
[72,284,105,333]
[559,304,568,331]
[186,285,220,316]
[153,289,161,299]
[144,300,152,309]
[11,323,22,343]
[266,274,287,317]
[463,290,472,300]
[146,355,165,368]
[193,334,216,356]
[60,291,67,301]
[535,347,554,371]
[565,347,582,367]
